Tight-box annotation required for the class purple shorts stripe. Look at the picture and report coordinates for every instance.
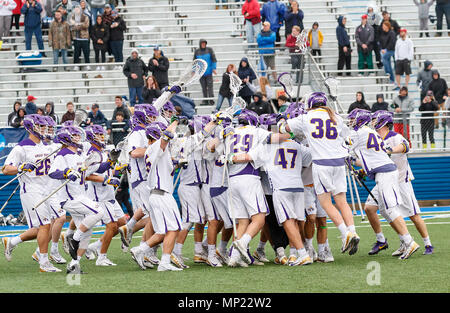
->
[197,207,203,224]
[23,182,26,193]
[173,211,181,231]
[186,203,189,223]
[392,188,399,206]
[81,202,98,214]
[280,202,290,221]
[411,195,417,215]
[256,195,261,213]
[105,205,115,223]
[34,209,44,226]
[26,209,33,228]
[318,178,328,193]
[162,211,168,233]
[65,185,74,200]
[50,206,61,218]
[313,157,346,167]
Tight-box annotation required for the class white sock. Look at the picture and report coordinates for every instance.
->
[290,247,297,256]
[208,244,216,258]
[93,240,102,250]
[276,247,285,257]
[305,238,313,248]
[347,224,356,234]
[194,242,203,255]
[326,239,330,246]
[202,237,208,248]
[151,244,159,254]
[230,246,240,258]
[73,229,84,242]
[126,217,137,231]
[219,240,228,253]
[240,233,252,247]
[98,253,106,259]
[399,233,413,245]
[39,253,48,264]
[257,241,266,250]
[161,253,170,265]
[76,255,82,262]
[10,236,23,247]
[376,232,386,243]
[297,248,307,258]
[51,241,59,253]
[174,243,183,256]
[140,242,151,253]
[318,243,326,254]
[337,223,347,238]
[423,236,431,246]
[66,228,74,236]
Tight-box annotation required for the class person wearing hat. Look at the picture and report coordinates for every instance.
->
[380,11,400,35]
[419,90,439,148]
[148,46,170,89]
[417,60,434,101]
[371,94,389,112]
[428,69,448,128]
[248,92,272,115]
[25,95,37,115]
[123,48,148,106]
[394,28,414,89]
[193,39,217,106]
[90,0,106,25]
[355,14,375,76]
[101,3,114,26]
[336,16,351,76]
[53,0,72,21]
[108,10,126,67]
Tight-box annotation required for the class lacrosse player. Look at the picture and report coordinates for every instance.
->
[346,109,420,260]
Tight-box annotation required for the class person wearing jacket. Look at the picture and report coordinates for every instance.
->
[371,94,389,112]
[248,92,272,115]
[390,86,414,140]
[367,5,383,69]
[434,0,450,36]
[91,15,109,69]
[25,95,37,115]
[90,0,106,24]
[21,0,45,53]
[44,101,60,124]
[7,100,21,126]
[242,0,261,46]
[419,90,439,148]
[109,11,126,67]
[237,57,257,105]
[194,39,217,106]
[53,0,72,21]
[69,5,91,70]
[0,0,16,41]
[123,48,148,106]
[417,60,433,100]
[48,10,71,65]
[347,91,370,113]
[11,107,26,128]
[414,0,435,37]
[308,22,323,56]
[216,64,236,112]
[87,103,108,125]
[285,25,301,83]
[355,15,375,75]
[379,21,397,83]
[10,0,22,30]
[61,101,75,123]
[142,76,161,104]
[283,0,303,39]
[394,29,414,89]
[336,16,351,76]
[257,22,277,81]
[380,11,400,35]
[260,0,286,42]
[428,69,448,127]
[147,46,170,89]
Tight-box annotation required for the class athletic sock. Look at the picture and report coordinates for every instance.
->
[305,238,313,248]
[230,246,240,258]
[151,244,159,254]
[98,253,106,260]
[376,232,386,243]
[10,236,23,247]
[73,229,84,242]
[219,240,228,253]
[202,237,208,248]
[126,217,137,230]
[276,247,285,258]
[194,242,203,255]
[337,223,347,238]
[140,242,151,253]
[240,233,252,248]
[290,247,297,256]
[174,243,183,256]
[208,244,216,258]
[399,233,413,245]
[423,236,431,246]
[318,243,326,254]
[161,253,170,265]
[51,241,59,254]
[257,241,266,251]
[76,255,82,262]
[66,228,74,236]
[39,253,49,265]
[139,241,147,250]
[347,224,356,234]
[297,248,307,258]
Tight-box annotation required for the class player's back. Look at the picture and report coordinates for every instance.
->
[383,130,414,182]
[145,139,174,193]
[86,147,115,202]
[127,128,148,187]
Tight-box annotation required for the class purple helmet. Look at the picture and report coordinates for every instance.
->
[85,125,107,148]
[55,126,85,149]
[348,109,372,131]
[237,109,259,126]
[145,122,164,140]
[259,114,277,126]
[373,110,394,130]
[190,115,211,133]
[62,120,74,127]
[43,116,57,140]
[289,108,305,119]
[307,92,328,109]
[23,114,47,140]
[133,103,158,125]
[161,101,176,121]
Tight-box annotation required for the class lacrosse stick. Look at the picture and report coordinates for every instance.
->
[278,72,295,103]
[351,171,365,220]
[324,77,344,114]
[0,155,9,161]
[153,59,208,111]
[346,167,357,216]
[74,109,88,126]
[229,72,243,97]
[0,184,20,214]
[294,29,308,106]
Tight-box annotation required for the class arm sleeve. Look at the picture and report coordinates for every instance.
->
[158,57,169,71]
[122,61,131,77]
[287,115,306,136]
[49,155,67,180]
[5,146,24,167]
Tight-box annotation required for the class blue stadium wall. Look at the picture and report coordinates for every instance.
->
[0,156,449,217]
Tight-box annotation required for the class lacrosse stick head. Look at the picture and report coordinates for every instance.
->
[74,109,88,126]
[348,109,372,131]
[278,72,294,98]
[229,72,243,96]
[324,77,339,100]
[55,126,85,149]
[174,59,208,88]
[372,110,394,130]
[23,114,48,140]
[225,96,247,116]
[295,29,308,54]
[85,125,107,149]
[285,102,306,118]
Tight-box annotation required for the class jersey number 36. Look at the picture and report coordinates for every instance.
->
[310,119,337,139]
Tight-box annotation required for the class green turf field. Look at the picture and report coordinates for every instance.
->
[1,215,450,293]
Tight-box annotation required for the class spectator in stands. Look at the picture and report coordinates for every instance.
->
[277,94,288,112]
[109,111,129,146]
[445,88,450,127]
[390,86,414,140]
[355,15,374,76]
[258,76,274,101]
[36,107,45,115]
[147,46,170,89]
[216,64,236,112]
[237,57,257,105]
[381,11,400,35]
[61,101,75,123]
[90,0,106,24]
[11,107,26,128]
[45,101,60,124]
[414,0,435,37]
[261,0,286,43]
[336,16,351,76]
[394,29,414,89]
[194,39,217,106]
[347,92,370,113]
[242,0,261,46]
[248,92,272,115]
[7,100,21,126]
[102,4,114,26]
[428,69,448,127]
[22,0,45,55]
[142,76,161,104]
[87,103,108,125]
[0,0,16,42]
[308,22,323,57]
[69,4,91,71]
[108,0,127,10]
[10,0,22,30]
[371,94,389,112]
[91,15,109,70]
[379,21,396,84]
[48,10,71,66]
[54,0,72,21]
[112,95,130,121]
[435,0,450,36]
[25,95,37,115]
[286,25,301,83]
[123,48,147,106]
[419,90,439,148]
[367,4,383,69]
[109,10,126,68]
[257,21,277,81]
[284,0,303,39]
[79,1,92,26]
[417,60,434,101]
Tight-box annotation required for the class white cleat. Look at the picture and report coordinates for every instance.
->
[66,260,84,274]
[50,251,67,264]
[290,254,313,266]
[2,237,14,261]
[216,249,229,265]
[170,253,189,269]
[348,233,360,255]
[193,252,208,264]
[85,248,96,261]
[288,255,297,266]
[206,254,223,267]
[121,243,128,253]
[40,261,62,273]
[233,239,251,264]
[253,248,270,263]
[144,253,160,266]
[157,262,183,272]
[341,231,353,253]
[130,247,146,270]
[392,242,406,257]
[318,246,334,263]
[227,254,248,268]
[400,241,420,260]
[96,256,117,266]
[32,251,40,263]
[306,246,318,262]
[118,225,133,248]
[60,232,70,255]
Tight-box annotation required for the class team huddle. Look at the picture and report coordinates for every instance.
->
[1,89,434,274]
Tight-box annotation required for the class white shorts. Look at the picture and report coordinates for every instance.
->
[178,184,205,225]
[229,175,269,219]
[45,195,66,220]
[62,196,110,226]
[272,189,305,225]
[130,182,150,218]
[147,190,182,235]
[201,184,219,221]
[211,188,233,229]
[20,192,53,228]
[398,180,421,217]
[312,164,347,196]
[304,186,327,218]
[100,199,125,224]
